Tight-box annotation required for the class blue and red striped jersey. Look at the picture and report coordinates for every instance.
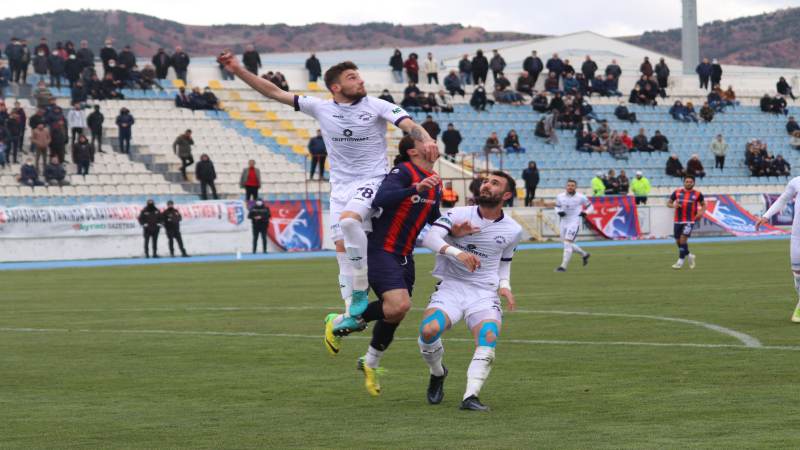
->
[369,162,442,256]
[670,188,704,223]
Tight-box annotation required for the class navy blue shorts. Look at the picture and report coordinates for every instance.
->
[368,248,415,298]
[674,222,694,238]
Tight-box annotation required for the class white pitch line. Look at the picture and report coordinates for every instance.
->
[0,326,797,352]
[2,306,764,348]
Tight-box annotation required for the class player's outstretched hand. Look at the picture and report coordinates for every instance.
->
[499,288,515,311]
[755,216,768,230]
[422,141,440,163]
[456,252,481,272]
[415,175,441,193]
[451,221,480,237]
[217,52,240,72]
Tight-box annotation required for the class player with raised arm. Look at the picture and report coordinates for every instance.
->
[667,175,705,270]
[217,54,439,331]
[417,171,522,411]
[554,179,592,272]
[756,177,800,322]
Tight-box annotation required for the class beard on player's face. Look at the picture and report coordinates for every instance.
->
[339,84,367,102]
[477,188,504,207]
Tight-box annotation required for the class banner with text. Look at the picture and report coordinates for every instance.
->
[704,195,787,236]
[586,196,642,239]
[763,194,795,226]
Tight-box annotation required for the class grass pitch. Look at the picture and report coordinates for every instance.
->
[1,240,799,449]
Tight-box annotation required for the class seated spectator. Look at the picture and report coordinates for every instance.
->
[576,130,592,152]
[620,130,633,149]
[787,116,800,135]
[574,73,589,96]
[401,91,421,111]
[495,73,512,91]
[548,92,565,112]
[722,85,738,107]
[633,128,652,152]
[483,132,502,154]
[669,101,689,122]
[591,75,607,96]
[707,88,725,112]
[641,83,658,106]
[686,154,706,178]
[761,93,788,115]
[665,154,684,177]
[404,81,421,98]
[532,92,549,112]
[587,132,605,153]
[202,88,220,110]
[421,92,440,113]
[777,76,796,100]
[503,130,526,153]
[139,64,163,91]
[650,130,669,152]
[576,96,598,121]
[615,101,637,123]
[608,135,629,160]
[604,74,622,96]
[604,169,620,195]
[44,157,69,186]
[771,154,791,176]
[557,106,579,130]
[791,131,800,150]
[189,87,207,110]
[563,72,579,95]
[175,87,192,109]
[436,90,454,113]
[516,71,534,96]
[493,85,524,105]
[685,102,699,122]
[470,85,490,111]
[595,120,610,140]
[746,147,767,176]
[544,72,560,93]
[378,89,395,104]
[699,102,715,122]
[443,70,465,97]
[18,159,44,186]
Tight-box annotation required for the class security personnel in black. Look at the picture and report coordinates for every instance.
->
[162,200,189,257]
[138,199,162,258]
[248,200,271,254]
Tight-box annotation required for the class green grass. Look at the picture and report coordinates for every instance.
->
[2,240,800,449]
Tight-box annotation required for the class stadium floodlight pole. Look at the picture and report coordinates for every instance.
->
[681,0,699,75]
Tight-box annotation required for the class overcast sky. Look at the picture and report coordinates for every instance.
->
[3,1,799,36]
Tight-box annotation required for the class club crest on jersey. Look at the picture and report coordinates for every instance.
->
[357,111,375,122]
[494,235,507,245]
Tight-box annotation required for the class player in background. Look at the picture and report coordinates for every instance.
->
[323,137,477,395]
[667,175,705,270]
[418,172,522,411]
[554,179,592,272]
[217,54,438,330]
[755,177,800,322]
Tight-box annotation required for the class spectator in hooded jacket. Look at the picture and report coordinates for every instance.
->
[116,107,134,153]
[306,53,322,82]
[242,45,262,75]
[521,161,539,206]
[504,130,526,153]
[404,53,419,84]
[490,50,506,83]
[777,76,796,100]
[307,130,327,180]
[655,57,670,92]
[138,199,161,258]
[696,58,712,89]
[471,50,489,85]
[710,59,722,88]
[441,123,462,162]
[523,50,544,87]
[194,153,218,200]
[389,49,404,83]
[665,154,684,177]
[171,46,190,83]
[152,48,171,80]
[72,134,93,174]
[470,85,488,111]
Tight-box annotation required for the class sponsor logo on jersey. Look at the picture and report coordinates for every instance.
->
[343,129,353,137]
[331,128,370,142]
[411,195,437,205]
[456,242,489,258]
[391,107,402,114]
[333,114,344,119]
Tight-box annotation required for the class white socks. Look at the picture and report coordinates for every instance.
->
[340,217,369,291]
[793,272,800,297]
[336,252,354,315]
[464,346,495,400]
[364,346,384,369]
[571,242,587,257]
[561,242,573,268]
[418,338,445,376]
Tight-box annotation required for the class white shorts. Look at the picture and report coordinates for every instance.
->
[426,279,502,330]
[329,175,384,242]
[791,236,800,271]
[560,222,580,241]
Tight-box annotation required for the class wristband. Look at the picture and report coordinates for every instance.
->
[444,246,463,258]
[499,279,511,290]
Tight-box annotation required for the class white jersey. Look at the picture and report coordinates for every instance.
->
[294,95,410,185]
[430,206,523,290]
[763,176,800,238]
[555,192,592,227]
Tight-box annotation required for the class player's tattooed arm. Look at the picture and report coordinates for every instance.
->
[399,120,439,162]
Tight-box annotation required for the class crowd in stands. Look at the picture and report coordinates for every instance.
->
[174,86,220,111]
[745,139,791,177]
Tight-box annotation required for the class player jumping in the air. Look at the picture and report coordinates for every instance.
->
[667,175,705,270]
[217,55,438,331]
[554,179,592,272]
[418,171,522,411]
[756,177,800,322]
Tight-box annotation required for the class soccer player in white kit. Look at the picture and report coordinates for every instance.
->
[756,177,800,323]
[418,171,522,411]
[554,179,593,272]
[217,55,439,336]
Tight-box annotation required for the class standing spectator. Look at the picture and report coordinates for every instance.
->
[618,169,630,194]
[151,48,171,80]
[118,46,136,73]
[76,40,94,70]
[471,50,489,85]
[523,50,544,88]
[604,169,620,195]
[171,46,190,83]
[581,55,597,83]
[248,200,271,254]
[173,129,194,180]
[195,153,218,200]
[72,134,93,175]
[686,154,706,178]
[605,59,622,81]
[458,54,472,85]
[591,171,605,196]
[6,111,22,164]
[307,129,327,180]
[31,123,50,173]
[389,49,404,83]
[47,51,65,88]
[49,120,67,164]
[404,53,419,84]
[66,103,86,144]
[5,38,22,83]
[666,154,684,177]
[522,161,539,206]
[489,49,506,83]
[218,47,235,81]
[504,130,526,153]
[16,40,31,84]
[100,39,117,76]
[17,159,43,187]
[710,59,723,88]
[655,57,670,93]
[639,57,653,77]
[631,171,651,205]
[115,107,134,154]
[441,181,459,208]
[444,70,465,97]
[710,134,728,170]
[546,53,564,81]
[87,105,104,153]
[240,159,261,201]
[44,157,69,186]
[424,52,439,85]
[421,115,441,141]
[696,58,711,89]
[305,53,322,82]
[138,199,161,258]
[162,200,189,258]
[242,45,262,75]
[441,123,462,162]
[777,76,796,100]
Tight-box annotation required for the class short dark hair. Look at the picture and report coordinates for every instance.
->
[324,61,358,91]
[684,175,696,182]
[566,179,577,184]
[491,170,516,195]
